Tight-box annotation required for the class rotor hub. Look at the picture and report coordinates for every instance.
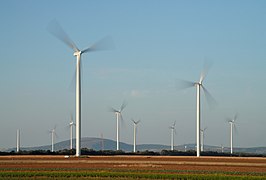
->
[73,51,81,56]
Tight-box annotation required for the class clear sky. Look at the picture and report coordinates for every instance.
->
[0,0,266,149]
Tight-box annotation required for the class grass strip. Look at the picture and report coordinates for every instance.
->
[0,171,266,180]
[1,167,266,177]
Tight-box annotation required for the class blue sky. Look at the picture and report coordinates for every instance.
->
[0,0,266,149]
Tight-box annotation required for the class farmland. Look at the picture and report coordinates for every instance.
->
[0,155,266,179]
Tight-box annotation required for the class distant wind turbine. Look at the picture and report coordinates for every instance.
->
[101,133,104,151]
[16,129,20,152]
[132,119,140,153]
[48,20,113,157]
[200,127,207,152]
[176,62,216,157]
[49,126,57,152]
[169,121,176,151]
[69,114,75,150]
[227,114,238,154]
[110,101,127,150]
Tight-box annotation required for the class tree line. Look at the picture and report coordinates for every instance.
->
[1,149,265,157]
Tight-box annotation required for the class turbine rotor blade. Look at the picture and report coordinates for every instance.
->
[109,107,118,113]
[54,131,59,139]
[226,118,232,123]
[70,113,74,122]
[199,60,213,83]
[234,113,238,121]
[175,79,195,90]
[131,119,136,124]
[233,123,239,135]
[120,113,124,122]
[81,36,115,53]
[120,113,126,128]
[202,85,217,109]
[70,113,75,126]
[120,101,127,112]
[68,67,76,93]
[47,20,79,52]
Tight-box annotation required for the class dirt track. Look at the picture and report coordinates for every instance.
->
[0,155,266,174]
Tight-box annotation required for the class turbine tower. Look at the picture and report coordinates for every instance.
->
[16,129,20,152]
[69,114,75,150]
[169,121,176,151]
[227,114,238,154]
[48,20,113,156]
[200,127,207,152]
[49,126,57,152]
[110,101,127,150]
[176,62,216,157]
[132,119,140,153]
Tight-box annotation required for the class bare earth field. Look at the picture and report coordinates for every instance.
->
[0,155,266,179]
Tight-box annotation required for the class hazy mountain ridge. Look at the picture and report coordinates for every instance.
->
[6,137,266,154]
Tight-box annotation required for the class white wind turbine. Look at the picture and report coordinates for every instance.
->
[110,101,127,150]
[200,127,207,152]
[16,129,20,152]
[169,121,176,151]
[177,62,216,157]
[48,126,57,152]
[227,114,238,154]
[132,119,140,153]
[69,114,75,150]
[48,20,113,157]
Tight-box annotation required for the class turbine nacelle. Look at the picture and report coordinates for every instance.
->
[110,101,127,119]
[73,51,81,56]
[115,111,121,115]
[194,82,202,87]
[199,81,203,86]
[132,119,140,125]
[201,127,207,132]
[70,121,74,126]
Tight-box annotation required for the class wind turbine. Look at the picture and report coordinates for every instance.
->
[16,129,20,152]
[69,114,75,150]
[176,62,216,157]
[132,119,140,153]
[110,101,127,150]
[100,133,104,151]
[48,126,57,152]
[48,20,113,157]
[200,127,207,152]
[169,121,176,151]
[227,114,238,154]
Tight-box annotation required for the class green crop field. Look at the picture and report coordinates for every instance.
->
[1,169,266,179]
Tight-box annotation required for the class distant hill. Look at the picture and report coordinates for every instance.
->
[7,137,169,152]
[6,137,266,154]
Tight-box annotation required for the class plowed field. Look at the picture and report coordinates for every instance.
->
[0,155,266,179]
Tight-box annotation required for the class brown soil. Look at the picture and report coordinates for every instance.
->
[0,155,266,174]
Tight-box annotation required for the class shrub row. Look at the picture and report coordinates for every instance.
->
[3,148,266,157]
